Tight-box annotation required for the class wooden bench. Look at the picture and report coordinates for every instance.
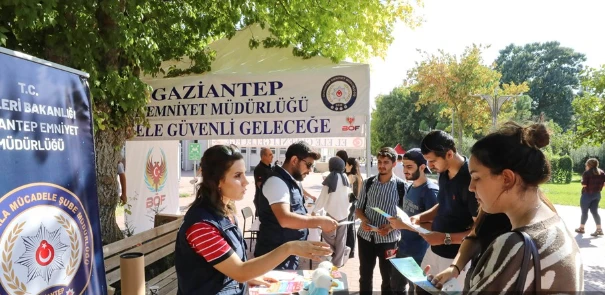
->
[104,214,183,295]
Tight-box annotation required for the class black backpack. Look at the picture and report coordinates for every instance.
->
[361,175,409,210]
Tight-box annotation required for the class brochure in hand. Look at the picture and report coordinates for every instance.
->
[390,257,462,295]
[370,207,432,234]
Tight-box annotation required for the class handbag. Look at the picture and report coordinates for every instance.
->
[515,230,542,293]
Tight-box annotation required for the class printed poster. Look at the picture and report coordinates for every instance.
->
[124,140,180,234]
[0,49,106,294]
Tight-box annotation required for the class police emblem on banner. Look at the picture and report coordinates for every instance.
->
[0,183,94,295]
[145,147,168,193]
[144,147,168,211]
[321,75,358,111]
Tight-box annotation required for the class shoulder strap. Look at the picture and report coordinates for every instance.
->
[514,230,541,293]
[395,178,409,208]
[362,176,408,210]
[362,176,376,211]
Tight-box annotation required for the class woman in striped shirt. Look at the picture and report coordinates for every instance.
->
[174,145,332,295]
[465,122,583,293]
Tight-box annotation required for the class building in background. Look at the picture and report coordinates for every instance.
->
[209,137,366,172]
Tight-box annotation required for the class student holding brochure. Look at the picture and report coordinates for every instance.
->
[386,148,439,295]
[355,147,409,293]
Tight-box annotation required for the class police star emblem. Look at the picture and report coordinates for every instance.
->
[329,86,349,103]
[16,223,68,283]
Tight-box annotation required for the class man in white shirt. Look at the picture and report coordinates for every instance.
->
[255,141,338,270]
[393,154,406,180]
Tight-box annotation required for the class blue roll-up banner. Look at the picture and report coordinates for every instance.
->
[0,49,107,294]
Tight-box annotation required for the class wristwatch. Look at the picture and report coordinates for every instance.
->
[444,233,452,245]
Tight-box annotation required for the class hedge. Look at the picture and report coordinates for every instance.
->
[549,155,573,184]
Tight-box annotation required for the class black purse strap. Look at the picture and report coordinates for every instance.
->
[515,230,541,293]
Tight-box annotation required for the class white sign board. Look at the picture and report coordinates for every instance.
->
[135,65,369,140]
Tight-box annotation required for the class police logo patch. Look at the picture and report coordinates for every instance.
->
[0,183,94,295]
[321,75,358,111]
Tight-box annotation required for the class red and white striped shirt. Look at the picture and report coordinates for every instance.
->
[186,222,233,265]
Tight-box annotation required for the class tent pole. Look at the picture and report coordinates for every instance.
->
[366,109,372,179]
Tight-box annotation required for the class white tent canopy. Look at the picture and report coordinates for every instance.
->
[136,24,371,163]
[145,24,362,76]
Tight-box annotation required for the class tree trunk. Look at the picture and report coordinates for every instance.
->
[95,128,127,245]
[456,114,464,148]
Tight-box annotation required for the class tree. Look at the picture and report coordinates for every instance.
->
[572,65,605,146]
[495,94,533,126]
[542,120,573,156]
[0,0,421,243]
[370,87,448,153]
[495,41,586,130]
[408,45,526,145]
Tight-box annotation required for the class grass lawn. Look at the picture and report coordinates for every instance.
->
[541,174,605,209]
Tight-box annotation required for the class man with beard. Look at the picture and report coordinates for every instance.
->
[410,130,479,288]
[355,147,409,293]
[387,148,439,294]
[255,141,338,270]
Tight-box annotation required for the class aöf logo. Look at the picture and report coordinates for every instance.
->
[342,116,361,132]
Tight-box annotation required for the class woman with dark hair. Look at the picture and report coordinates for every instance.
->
[462,122,582,292]
[346,157,362,197]
[575,158,605,236]
[336,150,349,164]
[175,145,332,295]
[345,157,362,258]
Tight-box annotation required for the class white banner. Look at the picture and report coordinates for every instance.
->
[136,64,370,140]
[124,140,180,234]
[133,115,366,140]
[210,137,366,149]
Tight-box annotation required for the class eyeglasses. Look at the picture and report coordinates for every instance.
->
[221,144,240,155]
[300,159,314,170]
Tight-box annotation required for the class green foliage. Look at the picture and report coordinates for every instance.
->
[0,0,422,133]
[495,41,586,130]
[541,120,574,156]
[456,136,477,158]
[370,87,448,153]
[408,45,526,145]
[0,0,422,242]
[497,94,533,124]
[547,153,573,184]
[570,144,605,173]
[559,155,573,184]
[572,65,605,146]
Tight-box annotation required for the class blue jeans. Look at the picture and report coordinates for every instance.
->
[581,192,601,225]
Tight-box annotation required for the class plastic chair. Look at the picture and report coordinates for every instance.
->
[241,207,259,251]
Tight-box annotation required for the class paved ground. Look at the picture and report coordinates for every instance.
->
[118,168,605,293]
